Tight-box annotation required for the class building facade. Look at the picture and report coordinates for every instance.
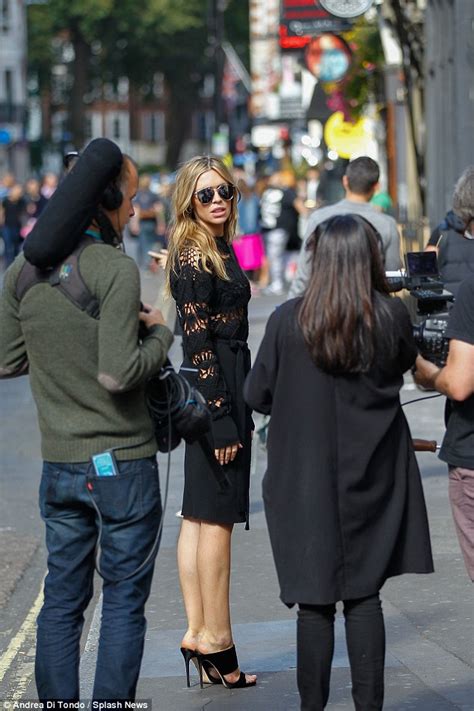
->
[0,0,28,178]
[425,0,474,228]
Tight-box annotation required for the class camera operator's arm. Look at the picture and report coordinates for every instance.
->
[88,248,173,393]
[424,226,441,255]
[414,274,474,400]
[0,260,29,378]
[414,342,474,401]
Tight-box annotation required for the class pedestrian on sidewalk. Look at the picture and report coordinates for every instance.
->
[260,170,305,295]
[234,174,264,294]
[424,165,474,298]
[135,173,167,268]
[288,156,402,299]
[1,182,26,266]
[245,214,434,711]
[165,155,256,690]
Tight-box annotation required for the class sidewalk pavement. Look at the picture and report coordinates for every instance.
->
[79,271,472,710]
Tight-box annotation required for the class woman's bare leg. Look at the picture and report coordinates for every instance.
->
[177,517,204,649]
[197,521,257,685]
[198,522,233,646]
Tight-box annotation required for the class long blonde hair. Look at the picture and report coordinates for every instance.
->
[166,156,239,292]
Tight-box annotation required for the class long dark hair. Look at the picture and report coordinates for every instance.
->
[297,214,392,374]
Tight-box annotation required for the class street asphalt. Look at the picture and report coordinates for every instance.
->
[1,252,473,709]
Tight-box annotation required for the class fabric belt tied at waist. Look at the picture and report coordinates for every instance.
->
[215,337,251,376]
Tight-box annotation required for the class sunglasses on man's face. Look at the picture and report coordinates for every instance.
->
[194,183,235,205]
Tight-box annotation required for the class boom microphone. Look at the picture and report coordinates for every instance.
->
[23,138,123,269]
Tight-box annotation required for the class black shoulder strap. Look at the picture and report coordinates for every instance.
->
[16,261,52,302]
[15,236,103,319]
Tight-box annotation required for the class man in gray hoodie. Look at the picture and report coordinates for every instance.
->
[288,157,402,298]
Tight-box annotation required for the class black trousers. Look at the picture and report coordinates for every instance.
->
[297,593,385,711]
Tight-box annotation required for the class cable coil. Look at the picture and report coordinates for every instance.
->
[87,362,212,584]
[146,362,212,452]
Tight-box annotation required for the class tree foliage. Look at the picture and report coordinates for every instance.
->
[27,0,249,163]
[342,19,385,119]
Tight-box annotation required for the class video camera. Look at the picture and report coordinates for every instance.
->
[386,251,454,366]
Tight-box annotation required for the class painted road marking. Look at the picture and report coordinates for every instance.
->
[0,582,43,685]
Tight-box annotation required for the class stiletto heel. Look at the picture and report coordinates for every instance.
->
[199,645,256,689]
[197,653,204,689]
[180,647,196,688]
[181,647,220,687]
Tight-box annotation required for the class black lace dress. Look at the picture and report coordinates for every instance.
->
[170,237,252,527]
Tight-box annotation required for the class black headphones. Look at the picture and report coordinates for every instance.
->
[101,178,123,211]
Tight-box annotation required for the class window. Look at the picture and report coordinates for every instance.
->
[0,0,10,33]
[153,73,165,98]
[5,69,13,104]
[84,116,92,139]
[141,111,165,142]
[51,111,67,144]
[105,112,129,142]
[192,111,213,142]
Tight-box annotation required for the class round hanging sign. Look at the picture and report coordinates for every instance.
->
[319,0,374,19]
[323,111,370,159]
[305,35,352,83]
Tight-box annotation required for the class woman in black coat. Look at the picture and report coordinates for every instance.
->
[244,214,434,711]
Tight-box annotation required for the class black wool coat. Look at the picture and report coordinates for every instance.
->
[244,297,434,606]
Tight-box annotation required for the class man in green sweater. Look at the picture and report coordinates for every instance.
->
[0,152,173,701]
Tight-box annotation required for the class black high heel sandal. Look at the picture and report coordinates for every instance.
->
[197,645,256,689]
[180,647,196,688]
[180,647,222,687]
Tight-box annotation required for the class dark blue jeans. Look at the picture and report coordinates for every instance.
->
[2,225,21,266]
[35,456,162,701]
[137,221,159,268]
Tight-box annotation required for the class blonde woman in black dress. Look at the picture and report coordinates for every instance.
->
[166,156,256,690]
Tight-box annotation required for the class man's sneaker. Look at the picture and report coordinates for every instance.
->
[263,282,285,296]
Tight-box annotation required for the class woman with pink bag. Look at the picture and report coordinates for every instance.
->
[233,176,264,291]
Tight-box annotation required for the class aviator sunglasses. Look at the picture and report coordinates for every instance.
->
[194,183,235,205]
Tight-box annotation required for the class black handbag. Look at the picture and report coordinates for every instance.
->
[146,361,211,453]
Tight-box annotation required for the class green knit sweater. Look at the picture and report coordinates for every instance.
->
[0,242,173,462]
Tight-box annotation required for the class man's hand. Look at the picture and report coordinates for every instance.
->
[139,303,166,329]
[149,248,168,270]
[413,354,441,390]
[414,341,474,401]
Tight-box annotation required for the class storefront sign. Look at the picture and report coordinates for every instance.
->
[279,0,351,49]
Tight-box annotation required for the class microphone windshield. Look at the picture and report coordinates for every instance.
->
[23,138,123,269]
